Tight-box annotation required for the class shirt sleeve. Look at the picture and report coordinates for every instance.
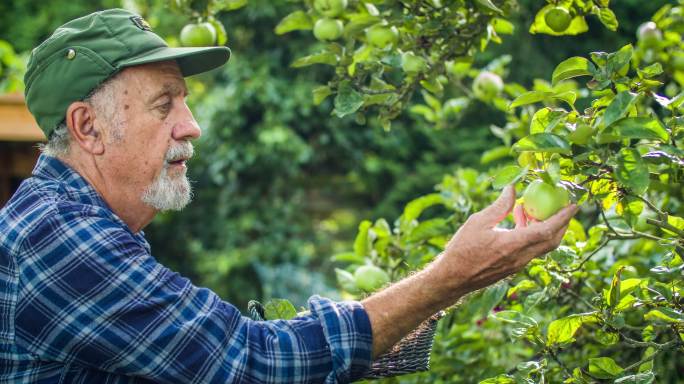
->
[14,212,372,384]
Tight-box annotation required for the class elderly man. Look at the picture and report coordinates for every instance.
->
[0,8,577,384]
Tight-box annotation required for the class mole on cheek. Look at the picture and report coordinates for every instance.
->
[124,104,129,110]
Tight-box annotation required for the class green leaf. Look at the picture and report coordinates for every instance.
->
[409,105,436,123]
[492,165,527,189]
[263,298,298,320]
[588,357,624,379]
[618,278,645,298]
[607,44,633,76]
[512,133,571,155]
[547,312,598,345]
[274,10,313,35]
[312,85,332,105]
[476,282,508,318]
[353,220,372,257]
[407,218,449,242]
[402,194,444,223]
[665,215,684,237]
[638,63,663,79]
[552,57,595,85]
[530,108,565,134]
[333,82,364,118]
[614,372,655,384]
[604,91,639,128]
[291,52,338,68]
[595,329,620,346]
[614,148,650,195]
[491,18,515,35]
[598,8,619,31]
[211,0,247,11]
[644,308,684,323]
[478,374,515,384]
[507,279,537,298]
[491,310,538,327]
[607,267,624,310]
[553,91,577,108]
[603,117,669,142]
[480,146,512,164]
[331,252,364,263]
[474,0,503,14]
[342,14,380,36]
[509,91,552,109]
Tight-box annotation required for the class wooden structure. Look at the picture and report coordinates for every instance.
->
[0,93,45,207]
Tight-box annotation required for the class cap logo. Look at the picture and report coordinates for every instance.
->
[130,16,152,31]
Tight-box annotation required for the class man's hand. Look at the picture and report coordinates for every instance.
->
[362,185,578,357]
[435,184,578,296]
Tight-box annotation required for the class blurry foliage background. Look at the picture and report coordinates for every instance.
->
[0,0,672,313]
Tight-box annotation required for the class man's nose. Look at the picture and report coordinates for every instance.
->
[172,101,202,141]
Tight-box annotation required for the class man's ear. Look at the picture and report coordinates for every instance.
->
[65,101,105,155]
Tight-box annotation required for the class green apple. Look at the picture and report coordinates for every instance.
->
[523,180,570,221]
[365,24,399,49]
[354,265,390,292]
[567,122,593,145]
[313,0,348,18]
[472,71,503,100]
[544,6,572,33]
[180,22,217,47]
[313,18,343,41]
[401,51,428,74]
[637,22,662,48]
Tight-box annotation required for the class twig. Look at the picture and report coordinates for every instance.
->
[646,218,684,238]
[621,339,681,373]
[559,238,609,273]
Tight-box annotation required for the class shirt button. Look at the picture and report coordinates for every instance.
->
[66,49,76,59]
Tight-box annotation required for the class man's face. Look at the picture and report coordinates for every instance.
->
[99,61,201,211]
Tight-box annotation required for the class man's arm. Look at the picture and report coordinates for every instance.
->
[363,186,578,357]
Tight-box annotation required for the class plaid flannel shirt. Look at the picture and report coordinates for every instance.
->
[0,154,373,383]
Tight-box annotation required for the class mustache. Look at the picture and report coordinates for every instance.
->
[165,141,194,163]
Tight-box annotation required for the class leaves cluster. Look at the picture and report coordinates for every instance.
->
[314,2,684,383]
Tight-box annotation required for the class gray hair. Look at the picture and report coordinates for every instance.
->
[38,71,124,157]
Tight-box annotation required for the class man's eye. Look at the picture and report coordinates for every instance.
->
[157,102,172,113]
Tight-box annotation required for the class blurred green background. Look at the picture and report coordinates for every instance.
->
[0,0,671,312]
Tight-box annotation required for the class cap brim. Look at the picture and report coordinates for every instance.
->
[119,46,231,77]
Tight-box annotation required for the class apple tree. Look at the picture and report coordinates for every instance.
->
[270,0,683,382]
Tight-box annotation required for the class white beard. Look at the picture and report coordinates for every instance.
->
[141,142,194,211]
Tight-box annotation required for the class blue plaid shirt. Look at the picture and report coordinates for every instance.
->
[0,154,373,383]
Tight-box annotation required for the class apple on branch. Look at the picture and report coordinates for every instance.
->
[522,179,570,221]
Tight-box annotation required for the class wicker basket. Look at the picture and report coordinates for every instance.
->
[247,300,444,379]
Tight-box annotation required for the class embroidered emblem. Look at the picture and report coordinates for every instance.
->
[130,16,152,31]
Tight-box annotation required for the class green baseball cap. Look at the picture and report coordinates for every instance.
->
[24,8,231,138]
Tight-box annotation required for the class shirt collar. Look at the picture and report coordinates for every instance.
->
[32,154,109,209]
[30,154,151,247]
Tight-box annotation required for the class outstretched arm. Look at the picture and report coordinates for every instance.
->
[362,185,578,357]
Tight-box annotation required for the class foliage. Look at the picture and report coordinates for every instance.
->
[296,1,684,382]
[0,39,24,93]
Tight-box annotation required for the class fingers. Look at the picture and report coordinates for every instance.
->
[543,204,579,232]
[513,204,527,229]
[514,223,570,268]
[476,185,516,227]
